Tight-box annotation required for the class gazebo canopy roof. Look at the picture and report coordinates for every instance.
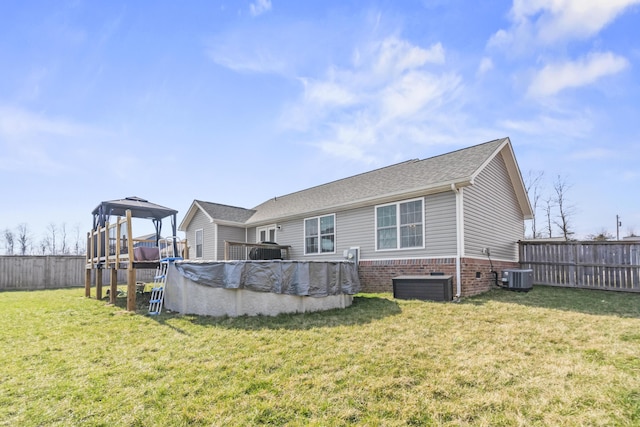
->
[92,196,178,221]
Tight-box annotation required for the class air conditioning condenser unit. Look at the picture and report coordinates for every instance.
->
[501,269,533,292]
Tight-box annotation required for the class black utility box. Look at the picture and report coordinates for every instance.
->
[249,242,283,260]
[392,275,453,301]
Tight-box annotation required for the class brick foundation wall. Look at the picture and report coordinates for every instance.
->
[358,258,519,297]
[459,258,519,296]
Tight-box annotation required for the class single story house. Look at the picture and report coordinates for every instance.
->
[179,137,532,297]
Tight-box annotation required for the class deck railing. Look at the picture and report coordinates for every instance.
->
[86,210,134,268]
[86,211,189,268]
[224,240,291,261]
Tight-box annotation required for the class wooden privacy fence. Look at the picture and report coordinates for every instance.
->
[519,241,640,292]
[0,256,155,291]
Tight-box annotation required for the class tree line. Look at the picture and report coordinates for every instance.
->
[2,223,86,256]
[525,171,636,241]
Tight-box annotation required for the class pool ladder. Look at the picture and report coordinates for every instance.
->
[148,237,183,315]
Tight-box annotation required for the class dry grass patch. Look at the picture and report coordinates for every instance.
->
[0,286,639,426]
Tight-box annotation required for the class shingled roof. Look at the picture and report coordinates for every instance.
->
[178,200,256,230]
[180,137,532,230]
[196,200,256,223]
[246,137,523,224]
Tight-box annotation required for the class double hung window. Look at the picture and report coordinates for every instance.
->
[195,229,203,258]
[304,214,335,254]
[376,199,424,250]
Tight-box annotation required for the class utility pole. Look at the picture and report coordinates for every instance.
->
[616,215,622,240]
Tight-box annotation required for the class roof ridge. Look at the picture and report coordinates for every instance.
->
[416,137,506,163]
[196,199,254,211]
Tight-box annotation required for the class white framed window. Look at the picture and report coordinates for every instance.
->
[375,198,424,250]
[195,229,203,258]
[257,225,277,243]
[304,214,335,254]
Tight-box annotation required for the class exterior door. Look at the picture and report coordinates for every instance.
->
[257,225,277,243]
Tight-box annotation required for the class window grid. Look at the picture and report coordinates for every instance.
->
[376,199,424,250]
[305,214,335,254]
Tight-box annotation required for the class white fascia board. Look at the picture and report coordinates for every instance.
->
[468,137,534,220]
[212,218,249,228]
[178,200,216,231]
[497,142,533,219]
[502,147,534,220]
[468,137,509,184]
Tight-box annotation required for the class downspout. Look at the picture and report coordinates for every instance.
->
[451,183,463,300]
[213,223,218,261]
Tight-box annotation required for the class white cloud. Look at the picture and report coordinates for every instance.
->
[250,0,272,17]
[302,79,358,107]
[315,116,379,164]
[527,51,629,97]
[280,36,465,163]
[499,112,594,138]
[477,57,494,75]
[0,106,93,140]
[373,38,445,76]
[489,0,640,51]
[206,21,308,76]
[380,71,460,120]
[207,47,288,74]
[0,106,99,173]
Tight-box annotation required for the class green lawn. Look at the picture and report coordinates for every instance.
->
[1,286,639,426]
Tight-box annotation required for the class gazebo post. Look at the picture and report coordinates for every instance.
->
[95,267,103,300]
[95,227,102,300]
[85,268,91,298]
[125,209,137,311]
[110,218,121,305]
[85,231,91,297]
[110,268,117,305]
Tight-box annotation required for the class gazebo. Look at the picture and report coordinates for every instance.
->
[86,196,180,311]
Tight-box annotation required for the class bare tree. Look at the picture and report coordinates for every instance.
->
[524,170,544,238]
[60,223,68,255]
[16,223,30,255]
[553,175,575,240]
[3,228,14,255]
[544,196,554,238]
[38,238,48,255]
[46,222,57,255]
[73,224,83,255]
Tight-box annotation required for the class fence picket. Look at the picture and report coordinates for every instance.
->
[519,241,640,292]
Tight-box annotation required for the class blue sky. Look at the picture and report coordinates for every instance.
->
[1,0,639,250]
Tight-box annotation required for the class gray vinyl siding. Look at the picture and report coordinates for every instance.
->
[184,210,216,260]
[217,225,247,261]
[271,219,304,258]
[424,191,457,257]
[246,228,256,244]
[273,193,457,261]
[336,206,374,259]
[463,153,524,261]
